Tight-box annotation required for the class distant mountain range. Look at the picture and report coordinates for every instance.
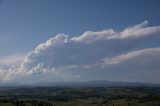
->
[1,80,160,87]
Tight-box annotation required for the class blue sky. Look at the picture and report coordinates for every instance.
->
[0,0,160,83]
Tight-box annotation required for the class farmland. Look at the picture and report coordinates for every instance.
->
[0,87,160,106]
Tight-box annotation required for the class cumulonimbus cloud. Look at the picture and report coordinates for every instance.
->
[0,20,160,82]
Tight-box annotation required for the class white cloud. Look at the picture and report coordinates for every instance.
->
[71,29,116,42]
[34,34,68,54]
[0,68,8,82]
[0,20,160,83]
[71,20,160,42]
[103,47,160,65]
[109,20,160,39]
[0,54,24,67]
[0,54,25,81]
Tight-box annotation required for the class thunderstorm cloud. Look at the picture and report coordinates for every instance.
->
[0,20,160,83]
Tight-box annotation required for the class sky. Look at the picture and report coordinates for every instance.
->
[0,0,160,84]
